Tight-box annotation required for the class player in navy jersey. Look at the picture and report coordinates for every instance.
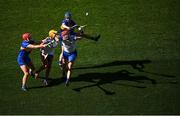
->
[60,12,77,35]
[59,12,101,69]
[17,32,46,91]
[60,12,100,41]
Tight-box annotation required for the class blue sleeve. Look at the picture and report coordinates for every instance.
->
[61,19,67,25]
[21,41,29,48]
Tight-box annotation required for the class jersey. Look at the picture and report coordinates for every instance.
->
[61,19,76,35]
[62,35,77,53]
[17,40,35,66]
[40,37,58,56]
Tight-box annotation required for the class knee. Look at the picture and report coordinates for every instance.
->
[67,64,73,71]
[24,72,30,77]
[67,66,72,71]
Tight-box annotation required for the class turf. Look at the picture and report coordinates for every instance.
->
[0,0,180,115]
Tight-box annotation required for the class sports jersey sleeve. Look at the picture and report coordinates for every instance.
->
[61,20,67,30]
[61,20,67,25]
[21,41,30,48]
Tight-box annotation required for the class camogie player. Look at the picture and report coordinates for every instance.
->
[59,12,100,66]
[35,30,59,86]
[60,12,77,35]
[60,12,100,41]
[60,30,82,86]
[17,33,46,91]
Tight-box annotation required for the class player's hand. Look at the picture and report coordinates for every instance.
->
[40,43,47,48]
[67,27,71,30]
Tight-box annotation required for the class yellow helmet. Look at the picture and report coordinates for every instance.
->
[49,29,57,38]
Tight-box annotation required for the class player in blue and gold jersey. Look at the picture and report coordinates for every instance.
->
[17,33,46,91]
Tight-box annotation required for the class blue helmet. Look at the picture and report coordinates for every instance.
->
[65,12,72,18]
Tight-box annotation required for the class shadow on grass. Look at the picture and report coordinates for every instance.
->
[28,77,64,90]
[75,60,151,70]
[72,59,176,95]
[29,59,176,92]
[72,70,156,95]
[75,60,175,78]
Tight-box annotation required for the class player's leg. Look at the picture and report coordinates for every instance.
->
[66,61,74,86]
[59,46,64,68]
[27,61,35,76]
[61,57,67,80]
[82,34,100,41]
[44,55,53,86]
[35,54,47,79]
[20,65,30,91]
[77,31,100,41]
[59,52,63,66]
[23,56,35,77]
[65,51,77,86]
[61,51,69,80]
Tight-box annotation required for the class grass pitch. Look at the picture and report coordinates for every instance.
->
[0,0,180,114]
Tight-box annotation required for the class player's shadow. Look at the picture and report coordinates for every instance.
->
[75,60,151,70]
[75,60,175,78]
[72,70,156,95]
[28,77,64,90]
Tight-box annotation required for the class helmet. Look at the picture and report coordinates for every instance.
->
[49,29,57,38]
[65,12,72,18]
[22,32,31,40]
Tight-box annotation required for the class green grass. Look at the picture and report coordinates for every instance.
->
[0,0,180,114]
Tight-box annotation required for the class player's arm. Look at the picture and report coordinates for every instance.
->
[27,43,46,49]
[61,20,77,30]
[61,23,71,30]
[61,23,77,30]
[59,45,64,60]
[54,35,60,41]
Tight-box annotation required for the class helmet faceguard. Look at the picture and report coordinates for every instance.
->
[65,12,72,21]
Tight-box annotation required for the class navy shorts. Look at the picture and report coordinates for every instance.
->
[17,55,31,66]
[17,50,31,66]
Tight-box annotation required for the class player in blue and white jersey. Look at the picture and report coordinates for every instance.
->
[59,12,100,68]
[60,30,82,86]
